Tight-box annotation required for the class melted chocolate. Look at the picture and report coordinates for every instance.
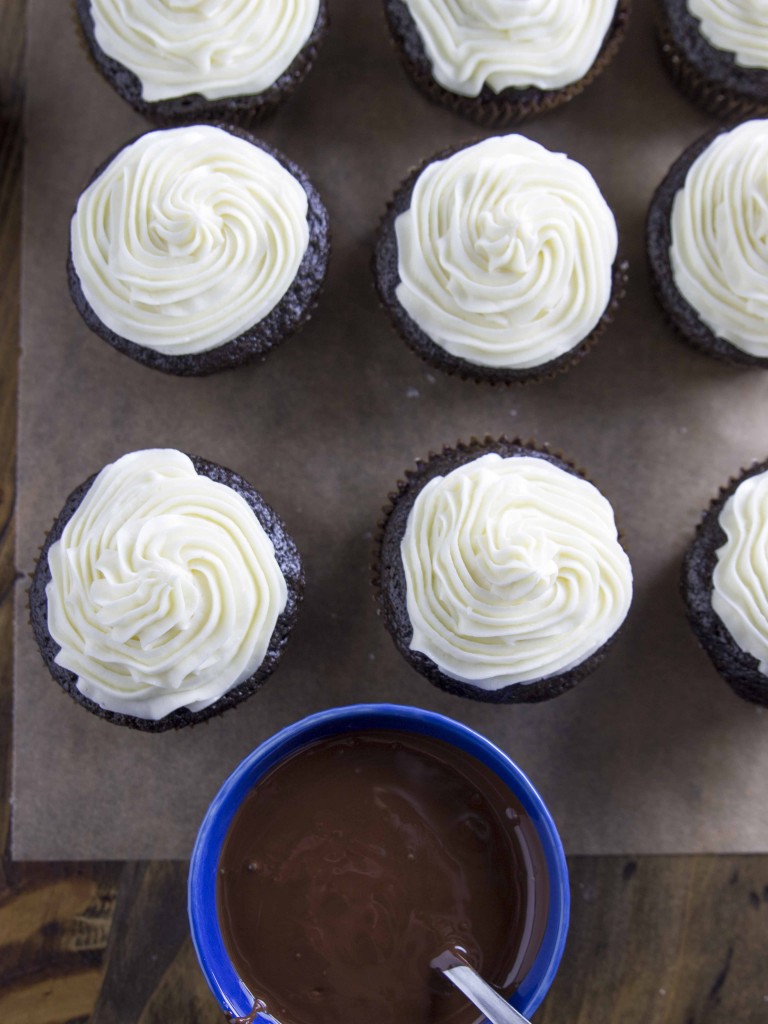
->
[217,730,549,1024]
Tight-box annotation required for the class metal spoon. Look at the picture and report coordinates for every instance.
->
[432,949,532,1024]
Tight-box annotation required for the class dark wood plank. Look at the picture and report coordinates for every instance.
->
[541,856,768,1024]
[0,861,121,1024]
[88,863,194,1024]
[86,857,768,1024]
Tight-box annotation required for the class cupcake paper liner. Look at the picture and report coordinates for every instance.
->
[373,436,629,704]
[74,0,329,127]
[655,0,768,119]
[383,0,631,127]
[29,455,305,732]
[68,125,331,377]
[646,121,768,369]
[681,459,768,708]
[373,140,629,385]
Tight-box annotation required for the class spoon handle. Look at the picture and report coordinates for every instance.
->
[440,962,532,1024]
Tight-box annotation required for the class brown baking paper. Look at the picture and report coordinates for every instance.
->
[14,0,768,859]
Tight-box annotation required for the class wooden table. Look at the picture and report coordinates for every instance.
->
[1,3,766,1021]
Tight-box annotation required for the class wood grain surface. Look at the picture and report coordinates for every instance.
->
[1,1,766,1021]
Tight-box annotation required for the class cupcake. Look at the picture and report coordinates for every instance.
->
[29,449,304,731]
[374,438,633,703]
[68,124,330,376]
[656,0,768,118]
[384,0,631,126]
[647,119,768,367]
[682,460,768,707]
[75,0,328,126]
[374,135,627,384]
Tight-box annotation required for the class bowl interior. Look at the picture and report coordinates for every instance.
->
[188,703,569,1021]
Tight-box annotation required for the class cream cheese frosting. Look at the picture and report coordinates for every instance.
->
[670,119,768,357]
[687,0,768,70]
[712,468,768,674]
[71,126,309,357]
[402,0,618,96]
[400,453,633,689]
[89,0,321,102]
[394,135,618,370]
[46,450,288,720]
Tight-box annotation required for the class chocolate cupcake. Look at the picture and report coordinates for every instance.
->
[75,0,328,126]
[374,438,633,703]
[647,119,768,367]
[68,124,330,376]
[29,449,304,731]
[682,460,768,707]
[384,0,631,126]
[656,0,768,118]
[374,135,627,384]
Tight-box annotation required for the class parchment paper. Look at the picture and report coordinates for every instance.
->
[14,0,768,860]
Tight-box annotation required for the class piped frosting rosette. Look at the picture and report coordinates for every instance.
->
[670,119,768,357]
[681,458,768,707]
[399,451,633,691]
[393,135,619,372]
[70,125,311,358]
[687,0,768,70]
[712,468,768,673]
[88,0,321,101]
[402,0,620,96]
[44,450,289,721]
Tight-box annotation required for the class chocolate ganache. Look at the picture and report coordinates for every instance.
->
[217,729,549,1024]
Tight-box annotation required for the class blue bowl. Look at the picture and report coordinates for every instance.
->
[188,703,569,1021]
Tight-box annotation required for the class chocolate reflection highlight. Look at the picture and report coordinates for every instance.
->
[217,729,549,1024]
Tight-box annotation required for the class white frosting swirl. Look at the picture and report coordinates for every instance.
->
[712,468,768,674]
[401,453,633,689]
[402,0,618,96]
[670,119,768,357]
[89,0,320,102]
[71,126,309,356]
[688,0,768,69]
[395,136,618,369]
[46,450,288,720]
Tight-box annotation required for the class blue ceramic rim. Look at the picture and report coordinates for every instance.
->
[188,703,570,1021]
